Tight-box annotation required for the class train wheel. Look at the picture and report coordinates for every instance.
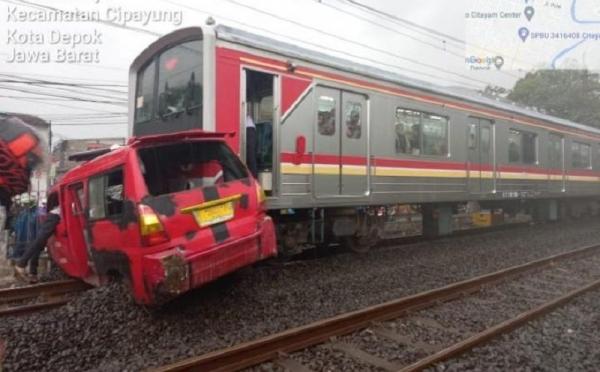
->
[343,236,371,254]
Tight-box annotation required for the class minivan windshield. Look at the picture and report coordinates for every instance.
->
[138,141,249,196]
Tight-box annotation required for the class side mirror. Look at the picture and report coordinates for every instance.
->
[294,135,306,165]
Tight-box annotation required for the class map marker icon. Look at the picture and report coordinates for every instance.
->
[494,56,505,70]
[524,6,535,21]
[519,27,530,42]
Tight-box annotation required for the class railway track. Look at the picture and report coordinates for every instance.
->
[152,243,600,372]
[0,279,91,317]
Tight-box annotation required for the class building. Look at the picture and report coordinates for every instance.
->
[51,138,126,182]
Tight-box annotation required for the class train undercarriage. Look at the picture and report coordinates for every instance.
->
[272,198,600,256]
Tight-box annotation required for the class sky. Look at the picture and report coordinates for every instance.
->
[0,0,524,142]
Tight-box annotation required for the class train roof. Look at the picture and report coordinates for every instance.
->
[215,25,600,136]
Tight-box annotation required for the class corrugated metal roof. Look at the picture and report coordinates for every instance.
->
[215,25,600,136]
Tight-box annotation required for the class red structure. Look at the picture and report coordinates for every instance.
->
[0,115,45,207]
[47,131,276,304]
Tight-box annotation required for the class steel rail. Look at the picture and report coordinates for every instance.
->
[399,277,600,372]
[151,243,600,372]
[0,279,90,304]
[0,299,70,318]
[0,279,90,317]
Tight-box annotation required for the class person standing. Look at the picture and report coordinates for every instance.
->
[14,204,60,283]
[245,104,258,178]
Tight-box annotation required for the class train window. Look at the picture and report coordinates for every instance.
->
[157,40,203,120]
[318,96,336,136]
[345,102,362,139]
[481,127,491,154]
[395,108,448,156]
[422,113,448,156]
[522,132,537,164]
[88,169,124,220]
[395,109,421,155]
[509,129,537,164]
[572,141,591,169]
[135,60,156,124]
[548,134,563,169]
[508,130,521,163]
[468,124,477,149]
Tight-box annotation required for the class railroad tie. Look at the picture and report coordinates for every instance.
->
[329,342,400,371]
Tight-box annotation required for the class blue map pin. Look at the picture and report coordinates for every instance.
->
[519,27,530,42]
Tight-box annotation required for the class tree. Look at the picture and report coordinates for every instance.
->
[507,70,600,128]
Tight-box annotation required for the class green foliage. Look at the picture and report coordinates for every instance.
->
[507,70,600,128]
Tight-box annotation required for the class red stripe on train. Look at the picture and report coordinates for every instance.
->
[280,152,600,178]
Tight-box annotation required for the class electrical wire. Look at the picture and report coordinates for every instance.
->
[223,0,509,89]
[0,85,127,105]
[320,0,521,80]
[160,0,483,90]
[341,0,530,70]
[5,0,162,37]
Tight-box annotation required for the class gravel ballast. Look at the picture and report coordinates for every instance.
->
[437,287,600,372]
[2,219,600,371]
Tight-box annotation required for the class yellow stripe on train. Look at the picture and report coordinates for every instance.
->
[281,163,600,182]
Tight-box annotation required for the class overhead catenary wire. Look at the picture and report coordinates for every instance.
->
[160,0,483,90]
[223,0,510,89]
[341,0,530,70]
[320,0,522,80]
[5,0,163,38]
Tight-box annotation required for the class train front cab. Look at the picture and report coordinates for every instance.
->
[49,132,276,305]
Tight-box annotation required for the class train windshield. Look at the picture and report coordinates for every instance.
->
[134,39,203,136]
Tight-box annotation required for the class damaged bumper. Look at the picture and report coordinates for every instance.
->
[142,216,276,303]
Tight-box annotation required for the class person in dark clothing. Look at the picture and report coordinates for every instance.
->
[14,205,60,283]
[245,105,258,178]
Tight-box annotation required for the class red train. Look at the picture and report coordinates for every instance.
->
[47,131,276,304]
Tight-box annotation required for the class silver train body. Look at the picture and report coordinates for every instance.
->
[129,25,600,251]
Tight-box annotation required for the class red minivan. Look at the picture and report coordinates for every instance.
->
[48,130,277,304]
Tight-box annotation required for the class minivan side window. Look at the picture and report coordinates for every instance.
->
[88,169,124,220]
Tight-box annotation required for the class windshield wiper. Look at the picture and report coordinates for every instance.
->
[159,106,184,120]
[185,103,202,115]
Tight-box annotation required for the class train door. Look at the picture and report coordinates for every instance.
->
[548,133,566,193]
[314,86,369,197]
[241,69,279,197]
[467,118,494,194]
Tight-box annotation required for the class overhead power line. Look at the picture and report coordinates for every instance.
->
[0,71,126,85]
[224,0,508,89]
[341,0,530,70]
[321,0,521,80]
[6,0,162,37]
[160,0,482,90]
[0,78,128,99]
[0,85,127,106]
[0,96,128,113]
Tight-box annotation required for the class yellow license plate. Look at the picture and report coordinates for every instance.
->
[193,202,234,228]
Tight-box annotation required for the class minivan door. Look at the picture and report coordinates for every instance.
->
[59,182,92,277]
